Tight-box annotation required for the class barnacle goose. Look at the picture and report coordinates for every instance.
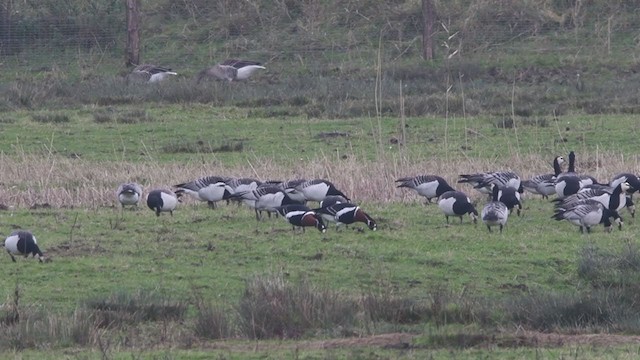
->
[146,189,179,216]
[552,199,622,233]
[174,176,234,209]
[521,156,564,199]
[232,186,303,221]
[554,179,630,213]
[116,182,143,208]
[395,175,456,204]
[437,191,478,224]
[497,186,523,216]
[481,185,509,233]
[295,179,350,203]
[458,171,521,196]
[555,151,600,199]
[4,230,44,262]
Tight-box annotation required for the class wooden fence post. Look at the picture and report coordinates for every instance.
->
[422,0,435,61]
[125,0,140,67]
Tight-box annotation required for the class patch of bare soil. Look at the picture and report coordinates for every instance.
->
[199,332,640,352]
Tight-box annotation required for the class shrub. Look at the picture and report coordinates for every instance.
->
[236,274,356,339]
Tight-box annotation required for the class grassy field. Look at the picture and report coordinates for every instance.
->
[3,1,640,357]
[0,106,640,358]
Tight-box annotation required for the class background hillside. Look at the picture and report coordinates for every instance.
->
[1,0,640,117]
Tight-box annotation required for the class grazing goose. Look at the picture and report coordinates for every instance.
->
[458,171,521,196]
[130,64,177,83]
[313,202,377,231]
[274,204,327,233]
[269,179,308,204]
[116,182,143,208]
[497,186,523,216]
[313,195,348,226]
[233,186,302,221]
[555,179,630,213]
[481,185,509,233]
[225,177,263,206]
[295,179,350,203]
[174,176,234,209]
[196,59,265,83]
[437,191,478,224]
[552,200,622,233]
[146,189,179,216]
[521,156,564,199]
[4,230,44,263]
[395,175,456,204]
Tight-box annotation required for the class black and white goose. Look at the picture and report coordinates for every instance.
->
[233,186,303,221]
[610,173,640,196]
[116,182,143,208]
[552,200,622,233]
[295,179,350,203]
[555,151,599,198]
[437,191,478,224]
[395,175,456,204]
[4,230,44,263]
[496,186,523,216]
[225,177,263,206]
[196,59,265,83]
[269,179,308,204]
[313,202,377,231]
[130,64,177,83]
[274,204,327,233]
[146,189,179,216]
[521,156,564,199]
[481,185,509,233]
[458,171,521,196]
[174,176,234,209]
[555,179,630,213]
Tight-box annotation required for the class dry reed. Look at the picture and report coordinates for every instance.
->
[0,150,637,209]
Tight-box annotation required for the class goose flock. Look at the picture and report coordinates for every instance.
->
[6,150,638,262]
[396,151,639,234]
[127,59,266,84]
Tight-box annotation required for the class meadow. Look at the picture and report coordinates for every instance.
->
[1,103,640,358]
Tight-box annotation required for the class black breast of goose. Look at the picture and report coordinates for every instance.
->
[396,175,455,203]
[437,191,478,224]
[497,186,523,216]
